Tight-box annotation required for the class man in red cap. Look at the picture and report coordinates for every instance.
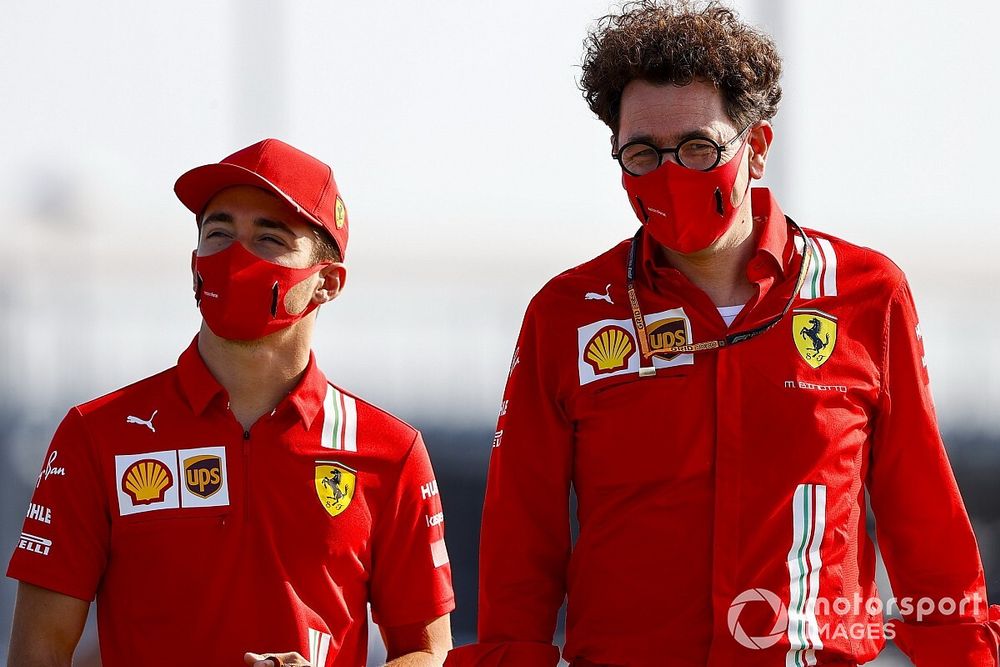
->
[7,139,455,666]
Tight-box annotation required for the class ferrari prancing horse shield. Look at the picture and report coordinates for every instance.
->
[315,462,357,518]
[793,309,838,369]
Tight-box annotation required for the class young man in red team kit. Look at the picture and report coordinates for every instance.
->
[448,2,1000,667]
[7,139,454,666]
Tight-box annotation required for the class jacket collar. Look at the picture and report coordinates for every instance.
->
[641,187,792,282]
[176,336,328,430]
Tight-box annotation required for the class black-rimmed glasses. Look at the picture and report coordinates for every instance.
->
[614,124,752,176]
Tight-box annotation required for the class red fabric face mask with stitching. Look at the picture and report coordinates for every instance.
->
[195,242,330,341]
[622,140,750,254]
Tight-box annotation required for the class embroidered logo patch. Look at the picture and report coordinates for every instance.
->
[177,446,230,508]
[115,450,180,516]
[647,316,689,361]
[577,308,695,386]
[793,309,837,369]
[315,461,357,518]
[584,325,635,374]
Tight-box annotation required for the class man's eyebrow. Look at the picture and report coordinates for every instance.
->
[255,218,295,235]
[200,214,294,235]
[624,126,719,146]
[201,212,233,225]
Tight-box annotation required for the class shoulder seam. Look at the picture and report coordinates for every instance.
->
[68,407,112,522]
[325,381,419,438]
[876,273,909,410]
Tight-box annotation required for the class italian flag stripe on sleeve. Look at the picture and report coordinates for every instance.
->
[321,385,358,451]
[795,235,838,299]
[785,483,827,667]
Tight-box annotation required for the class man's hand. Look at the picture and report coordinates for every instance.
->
[243,651,310,666]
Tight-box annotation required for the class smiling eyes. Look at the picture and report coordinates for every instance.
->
[204,229,287,247]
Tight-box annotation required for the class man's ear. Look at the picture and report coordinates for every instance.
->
[313,263,347,305]
[191,250,198,293]
[748,121,773,181]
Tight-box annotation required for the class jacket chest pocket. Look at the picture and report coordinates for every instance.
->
[571,372,711,493]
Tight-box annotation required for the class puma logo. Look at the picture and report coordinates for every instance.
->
[126,410,158,433]
[585,284,614,304]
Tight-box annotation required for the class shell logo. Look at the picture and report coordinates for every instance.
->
[584,325,635,374]
[121,459,173,505]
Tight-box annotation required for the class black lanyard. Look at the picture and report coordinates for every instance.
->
[625,218,813,376]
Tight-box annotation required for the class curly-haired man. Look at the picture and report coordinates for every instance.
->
[448,2,1000,666]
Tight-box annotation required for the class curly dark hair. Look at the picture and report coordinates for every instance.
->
[580,0,782,134]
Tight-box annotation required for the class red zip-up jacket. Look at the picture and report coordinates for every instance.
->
[447,189,999,667]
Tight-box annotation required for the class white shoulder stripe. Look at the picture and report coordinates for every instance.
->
[794,235,837,300]
[816,238,837,297]
[321,385,337,450]
[794,235,815,299]
[342,394,358,452]
[320,385,358,451]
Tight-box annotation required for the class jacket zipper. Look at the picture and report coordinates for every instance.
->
[243,428,251,521]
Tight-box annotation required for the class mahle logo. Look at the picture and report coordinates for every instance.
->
[728,588,788,650]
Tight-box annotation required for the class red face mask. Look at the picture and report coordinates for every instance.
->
[194,242,330,341]
[621,140,751,254]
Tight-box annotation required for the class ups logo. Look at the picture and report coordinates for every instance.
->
[183,454,223,499]
[647,317,687,360]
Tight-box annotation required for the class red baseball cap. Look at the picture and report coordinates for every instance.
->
[174,138,349,257]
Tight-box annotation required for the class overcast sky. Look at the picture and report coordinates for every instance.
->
[1,0,997,431]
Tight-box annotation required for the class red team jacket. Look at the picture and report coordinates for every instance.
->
[8,339,455,666]
[448,189,1000,667]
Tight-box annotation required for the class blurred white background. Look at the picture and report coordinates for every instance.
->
[1,1,997,665]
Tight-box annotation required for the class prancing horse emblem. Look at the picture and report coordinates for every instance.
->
[792,310,838,369]
[322,469,348,503]
[800,318,829,355]
[314,462,357,518]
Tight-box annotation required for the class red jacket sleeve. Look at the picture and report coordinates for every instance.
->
[448,297,572,667]
[6,408,110,601]
[369,432,456,628]
[868,278,1000,665]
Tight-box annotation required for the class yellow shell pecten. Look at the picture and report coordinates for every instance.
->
[122,459,173,505]
[586,326,634,372]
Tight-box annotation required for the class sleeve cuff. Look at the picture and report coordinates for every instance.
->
[888,605,1000,667]
[6,566,96,603]
[445,641,560,667]
[370,594,455,629]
